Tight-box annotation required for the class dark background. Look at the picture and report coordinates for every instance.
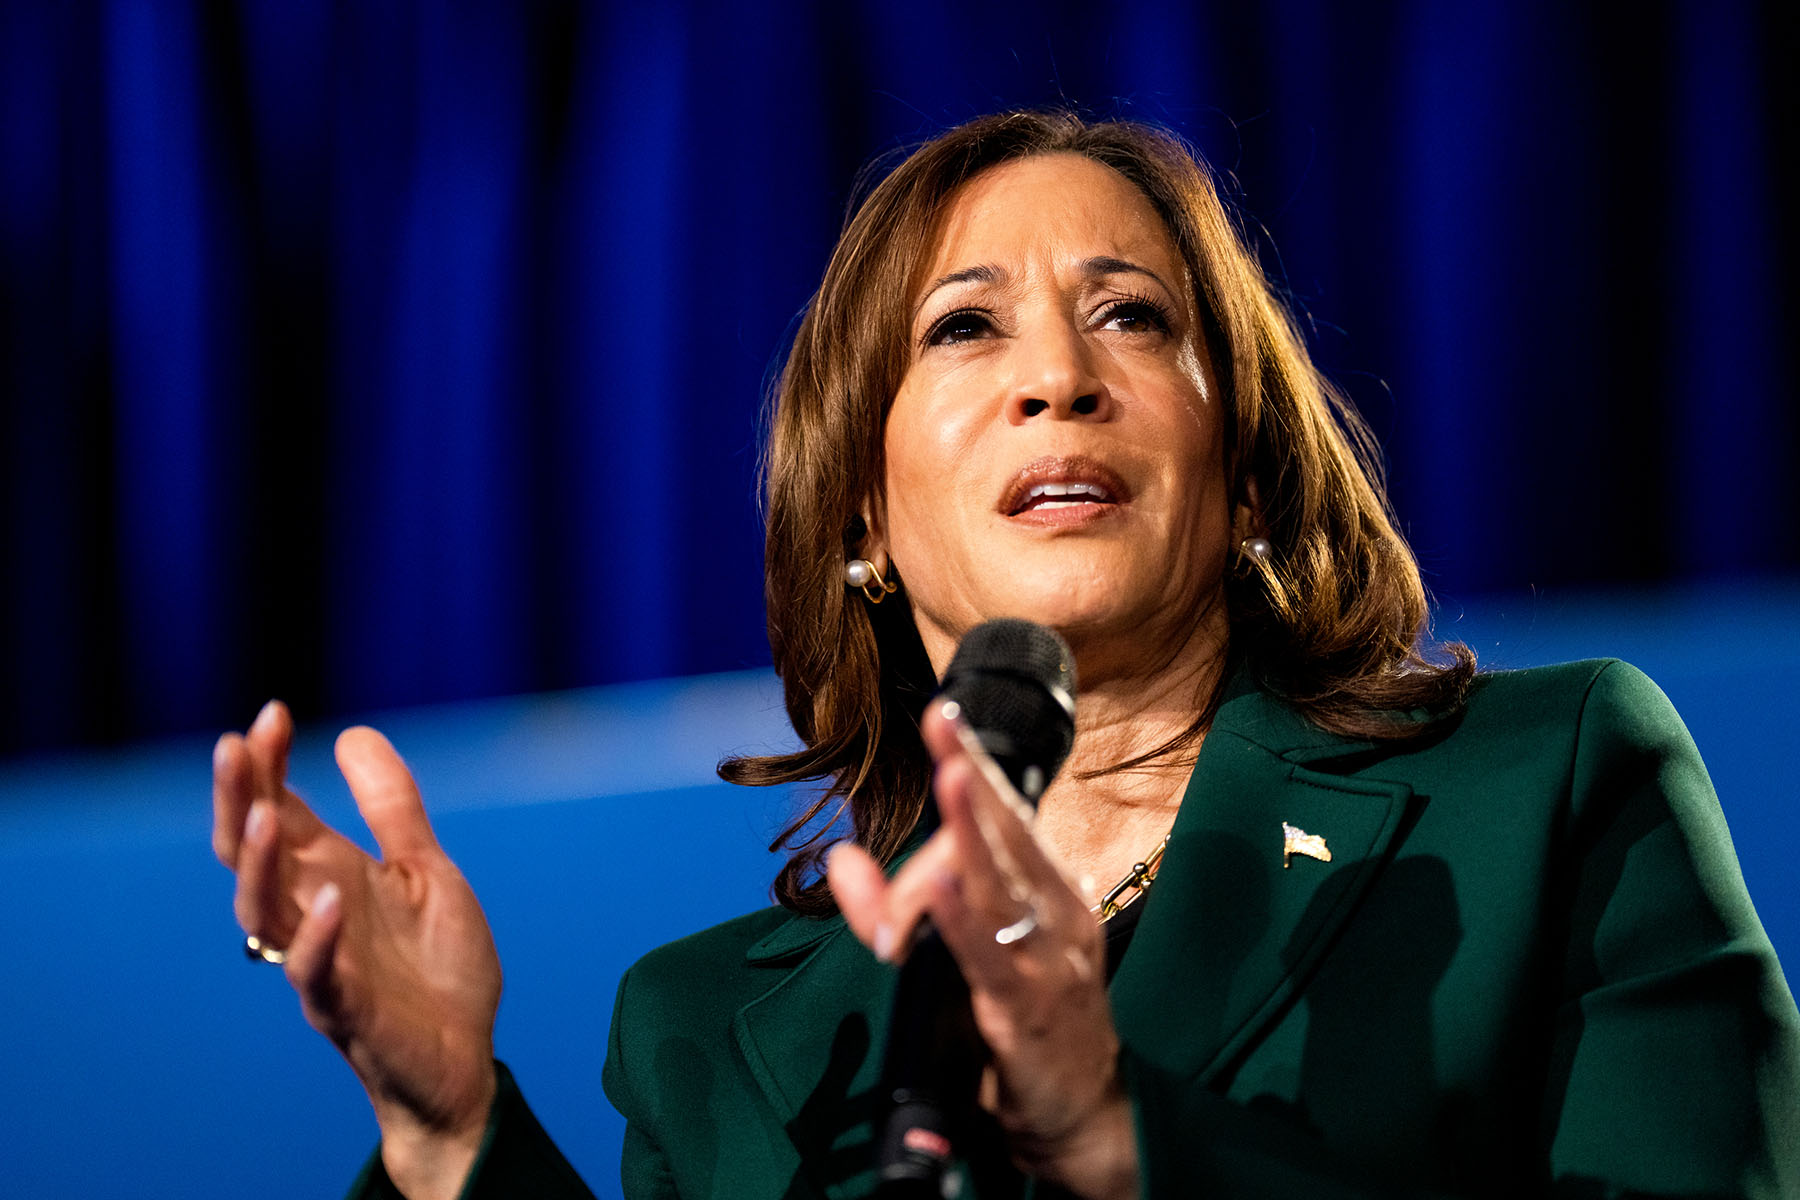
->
[2,7,1797,1196]
[2,1,1796,758]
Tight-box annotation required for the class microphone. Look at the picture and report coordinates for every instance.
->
[875,619,1076,1197]
[934,618,1077,804]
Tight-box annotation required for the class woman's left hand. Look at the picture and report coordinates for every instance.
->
[827,701,1140,1200]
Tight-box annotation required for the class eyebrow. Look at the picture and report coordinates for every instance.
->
[1080,255,1174,296]
[911,256,1175,322]
[912,264,1003,322]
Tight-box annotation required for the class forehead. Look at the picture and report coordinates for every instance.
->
[917,153,1181,284]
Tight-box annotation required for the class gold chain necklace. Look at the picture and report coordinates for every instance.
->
[1091,834,1171,923]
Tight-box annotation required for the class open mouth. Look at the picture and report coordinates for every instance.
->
[1013,481,1116,513]
[1000,456,1131,517]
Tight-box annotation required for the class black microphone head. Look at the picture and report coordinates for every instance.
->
[937,619,1076,804]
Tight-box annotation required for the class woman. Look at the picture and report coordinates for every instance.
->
[213,111,1800,1199]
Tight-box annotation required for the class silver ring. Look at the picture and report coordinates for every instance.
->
[994,906,1040,946]
[244,934,287,965]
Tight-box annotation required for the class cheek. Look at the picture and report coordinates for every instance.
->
[1176,337,1210,406]
[1172,344,1222,450]
[882,387,987,536]
[1157,386,1231,560]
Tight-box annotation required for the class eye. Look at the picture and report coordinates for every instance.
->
[1097,296,1174,336]
[922,308,996,347]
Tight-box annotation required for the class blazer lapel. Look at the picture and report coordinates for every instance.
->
[1111,687,1417,1086]
[732,913,898,1199]
[727,686,1420,1191]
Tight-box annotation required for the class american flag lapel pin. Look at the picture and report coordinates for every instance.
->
[1282,821,1331,868]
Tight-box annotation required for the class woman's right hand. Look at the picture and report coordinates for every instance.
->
[213,701,502,1200]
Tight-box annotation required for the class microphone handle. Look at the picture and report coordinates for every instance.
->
[874,920,983,1196]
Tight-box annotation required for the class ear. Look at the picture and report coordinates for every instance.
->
[851,491,892,574]
[1231,475,1266,544]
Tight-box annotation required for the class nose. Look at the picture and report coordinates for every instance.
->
[1003,317,1111,424]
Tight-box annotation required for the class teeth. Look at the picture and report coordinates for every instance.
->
[1025,482,1111,504]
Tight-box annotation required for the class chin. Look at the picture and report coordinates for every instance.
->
[984,578,1156,640]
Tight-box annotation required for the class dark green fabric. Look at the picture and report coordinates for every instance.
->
[347,1062,596,1200]
[356,661,1800,1198]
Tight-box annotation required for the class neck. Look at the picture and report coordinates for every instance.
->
[913,597,1231,892]
[1029,604,1230,892]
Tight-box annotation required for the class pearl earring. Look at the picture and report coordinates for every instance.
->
[845,558,897,604]
[1238,537,1272,564]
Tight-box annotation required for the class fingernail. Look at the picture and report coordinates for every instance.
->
[874,922,897,962]
[213,736,231,770]
[311,881,340,920]
[245,802,269,842]
[252,700,278,735]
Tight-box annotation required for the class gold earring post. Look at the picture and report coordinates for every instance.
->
[845,558,898,604]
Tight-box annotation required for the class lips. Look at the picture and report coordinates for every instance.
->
[999,455,1131,517]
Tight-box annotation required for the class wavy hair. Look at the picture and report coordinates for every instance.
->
[720,110,1474,915]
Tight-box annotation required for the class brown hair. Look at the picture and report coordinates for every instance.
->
[720,110,1474,915]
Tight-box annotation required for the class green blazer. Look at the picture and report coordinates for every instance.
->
[356,660,1800,1199]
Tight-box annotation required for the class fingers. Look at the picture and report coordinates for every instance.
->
[336,726,442,864]
[234,799,298,942]
[923,702,1075,910]
[829,699,1095,982]
[244,699,294,800]
[825,843,885,945]
[890,703,1094,976]
[213,701,310,868]
[285,879,349,1041]
[828,841,939,964]
[212,734,254,867]
[923,705,1056,883]
[875,706,1124,1188]
[921,702,1033,824]
[924,754,1056,993]
[826,728,1063,969]
[827,834,948,963]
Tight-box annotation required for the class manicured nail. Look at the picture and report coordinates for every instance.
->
[213,736,231,771]
[245,802,270,843]
[874,922,897,962]
[311,881,340,920]
[252,700,278,735]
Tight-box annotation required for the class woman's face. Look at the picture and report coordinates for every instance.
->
[875,153,1231,679]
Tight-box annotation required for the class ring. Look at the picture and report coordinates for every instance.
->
[994,905,1040,946]
[244,934,287,965]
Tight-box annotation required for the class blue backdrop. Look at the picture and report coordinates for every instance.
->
[2,587,1797,1199]
[1,1,1795,756]
[1,5,1797,1197]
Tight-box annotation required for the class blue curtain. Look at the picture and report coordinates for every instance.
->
[2,1,1793,756]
